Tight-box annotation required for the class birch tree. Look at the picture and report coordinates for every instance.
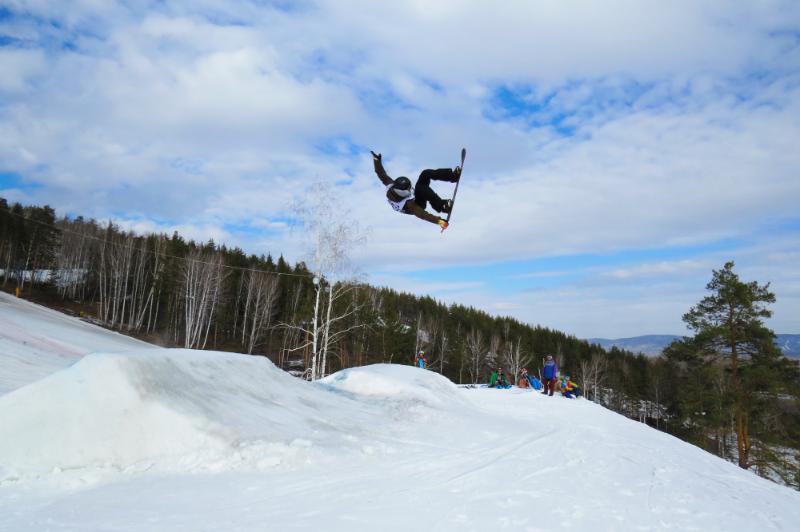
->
[279,282,305,370]
[487,333,502,370]
[55,217,95,301]
[579,353,607,402]
[182,250,226,349]
[240,269,279,354]
[286,182,366,380]
[466,328,486,384]
[97,226,135,327]
[504,338,532,383]
[422,316,447,374]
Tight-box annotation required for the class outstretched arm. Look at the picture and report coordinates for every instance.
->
[371,151,393,186]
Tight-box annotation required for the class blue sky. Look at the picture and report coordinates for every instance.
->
[1,1,799,337]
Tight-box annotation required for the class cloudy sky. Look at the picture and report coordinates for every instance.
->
[1,0,799,338]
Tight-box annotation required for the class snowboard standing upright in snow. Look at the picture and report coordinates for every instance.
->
[371,150,463,231]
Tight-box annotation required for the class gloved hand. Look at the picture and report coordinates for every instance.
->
[371,151,381,162]
[438,219,449,232]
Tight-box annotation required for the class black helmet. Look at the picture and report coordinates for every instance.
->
[393,176,412,191]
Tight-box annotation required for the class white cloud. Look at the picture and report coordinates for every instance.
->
[369,273,484,295]
[112,218,233,246]
[0,48,45,92]
[1,0,799,336]
[604,260,709,280]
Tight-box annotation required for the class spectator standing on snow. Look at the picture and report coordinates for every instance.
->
[414,350,428,369]
[542,355,559,396]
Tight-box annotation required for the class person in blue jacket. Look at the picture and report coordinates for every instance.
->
[414,350,428,369]
[542,355,559,396]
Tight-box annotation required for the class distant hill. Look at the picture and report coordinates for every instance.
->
[585,335,683,356]
[774,334,800,359]
[586,334,800,359]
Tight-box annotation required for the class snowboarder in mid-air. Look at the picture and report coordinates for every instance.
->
[371,150,461,231]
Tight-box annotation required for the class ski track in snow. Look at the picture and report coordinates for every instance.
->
[1,293,800,531]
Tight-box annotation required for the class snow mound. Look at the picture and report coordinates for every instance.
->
[320,363,465,408]
[0,291,154,395]
[0,349,375,481]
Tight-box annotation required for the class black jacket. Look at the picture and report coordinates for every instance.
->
[373,158,443,225]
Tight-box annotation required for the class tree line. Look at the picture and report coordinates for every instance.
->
[1,197,797,488]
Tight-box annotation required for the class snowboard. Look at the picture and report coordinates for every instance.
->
[442,148,466,231]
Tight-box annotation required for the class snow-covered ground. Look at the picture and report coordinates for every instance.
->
[1,294,799,531]
[0,291,154,395]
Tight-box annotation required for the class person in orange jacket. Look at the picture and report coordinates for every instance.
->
[518,368,531,388]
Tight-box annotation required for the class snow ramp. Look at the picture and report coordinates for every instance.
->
[0,351,466,482]
[320,363,467,408]
[0,349,404,480]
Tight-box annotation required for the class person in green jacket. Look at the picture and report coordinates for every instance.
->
[488,367,511,389]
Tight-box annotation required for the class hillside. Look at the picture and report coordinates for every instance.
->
[1,295,799,531]
[588,334,800,358]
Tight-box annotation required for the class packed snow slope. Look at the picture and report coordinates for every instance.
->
[0,350,394,479]
[0,291,154,395]
[1,297,799,531]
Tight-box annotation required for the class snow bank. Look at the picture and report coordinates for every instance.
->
[0,291,153,395]
[320,363,466,408]
[0,349,378,481]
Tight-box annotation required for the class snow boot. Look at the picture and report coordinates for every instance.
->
[441,199,454,213]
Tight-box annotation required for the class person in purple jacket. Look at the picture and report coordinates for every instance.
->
[541,355,559,396]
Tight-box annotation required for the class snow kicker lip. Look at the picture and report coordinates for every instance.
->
[0,349,377,482]
[319,363,469,409]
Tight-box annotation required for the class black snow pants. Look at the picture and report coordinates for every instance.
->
[413,168,458,213]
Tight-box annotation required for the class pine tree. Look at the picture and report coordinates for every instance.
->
[681,261,792,469]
